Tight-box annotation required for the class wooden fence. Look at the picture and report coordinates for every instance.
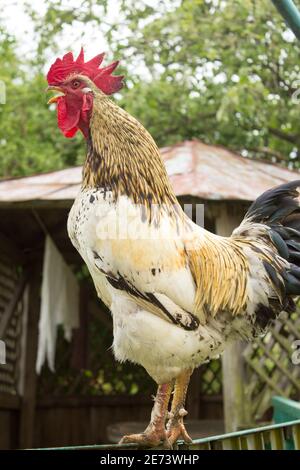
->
[0,392,223,449]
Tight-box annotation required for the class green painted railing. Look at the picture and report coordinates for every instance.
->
[187,419,300,450]
[272,0,300,40]
[272,396,300,424]
[35,419,300,450]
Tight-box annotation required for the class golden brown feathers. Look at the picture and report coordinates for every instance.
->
[83,92,178,214]
[186,232,249,323]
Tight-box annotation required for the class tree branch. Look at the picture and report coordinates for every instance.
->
[249,146,287,162]
[268,127,299,144]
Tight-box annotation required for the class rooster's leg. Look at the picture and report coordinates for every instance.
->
[166,369,193,446]
[119,382,172,448]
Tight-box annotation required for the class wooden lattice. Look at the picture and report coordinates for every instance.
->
[244,309,300,421]
[0,251,27,395]
[200,359,223,395]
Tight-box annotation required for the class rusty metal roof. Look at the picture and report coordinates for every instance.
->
[0,140,298,203]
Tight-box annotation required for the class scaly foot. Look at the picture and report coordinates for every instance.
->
[119,426,171,448]
[119,382,173,448]
[166,408,193,447]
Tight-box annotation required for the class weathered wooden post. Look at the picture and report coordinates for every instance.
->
[19,260,42,448]
[215,203,251,432]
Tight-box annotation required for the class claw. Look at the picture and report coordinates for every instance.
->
[119,430,171,449]
[166,408,192,447]
[178,408,188,418]
[167,422,193,447]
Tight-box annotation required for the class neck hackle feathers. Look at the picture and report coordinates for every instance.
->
[82,96,179,216]
[47,48,124,94]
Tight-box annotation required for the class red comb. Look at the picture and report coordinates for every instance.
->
[47,47,124,95]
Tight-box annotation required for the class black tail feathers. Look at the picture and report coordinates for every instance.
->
[246,180,300,229]
[246,180,300,299]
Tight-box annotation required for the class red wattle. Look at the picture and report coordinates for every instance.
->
[64,127,78,138]
[55,93,93,139]
[56,96,80,138]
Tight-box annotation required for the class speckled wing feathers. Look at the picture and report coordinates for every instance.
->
[91,248,200,331]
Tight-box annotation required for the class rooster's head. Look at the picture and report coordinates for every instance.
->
[46,48,124,138]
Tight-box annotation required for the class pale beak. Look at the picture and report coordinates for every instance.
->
[46,85,65,105]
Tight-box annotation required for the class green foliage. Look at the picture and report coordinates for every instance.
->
[114,0,300,166]
[0,27,84,177]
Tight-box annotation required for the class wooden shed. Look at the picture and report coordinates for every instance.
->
[0,139,299,449]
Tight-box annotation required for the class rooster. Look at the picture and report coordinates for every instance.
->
[46,49,300,448]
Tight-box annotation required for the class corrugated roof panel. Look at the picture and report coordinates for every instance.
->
[0,140,298,203]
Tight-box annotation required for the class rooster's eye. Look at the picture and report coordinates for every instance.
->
[71,80,81,89]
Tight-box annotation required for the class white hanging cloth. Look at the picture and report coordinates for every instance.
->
[36,235,79,373]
